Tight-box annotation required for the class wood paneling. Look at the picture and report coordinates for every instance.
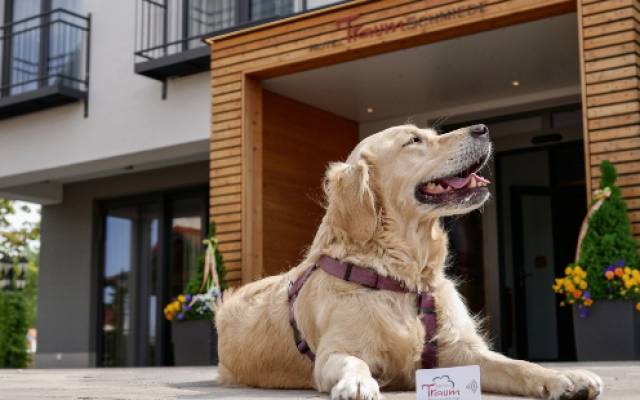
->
[208,0,578,285]
[578,0,640,240]
[262,91,358,277]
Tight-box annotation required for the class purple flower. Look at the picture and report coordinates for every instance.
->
[583,291,591,299]
[183,304,191,311]
[579,307,589,319]
[185,294,192,303]
[606,265,615,272]
[177,313,185,320]
[617,259,626,267]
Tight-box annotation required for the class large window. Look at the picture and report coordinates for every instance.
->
[134,0,346,80]
[0,0,90,118]
[99,188,208,367]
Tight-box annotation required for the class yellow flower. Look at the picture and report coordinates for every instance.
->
[565,281,575,292]
[565,266,573,275]
[636,303,640,312]
[178,294,186,303]
[624,267,631,275]
[573,276,582,284]
[579,281,587,290]
[584,299,593,307]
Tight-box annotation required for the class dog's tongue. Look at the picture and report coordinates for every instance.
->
[440,173,490,189]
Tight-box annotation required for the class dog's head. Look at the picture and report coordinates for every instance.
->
[324,124,492,242]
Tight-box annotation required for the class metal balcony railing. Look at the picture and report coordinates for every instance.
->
[134,0,347,81]
[0,8,91,119]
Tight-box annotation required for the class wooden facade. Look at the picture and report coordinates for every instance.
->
[578,0,640,237]
[207,0,639,286]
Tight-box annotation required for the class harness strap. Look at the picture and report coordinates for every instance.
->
[287,256,438,369]
[288,264,317,361]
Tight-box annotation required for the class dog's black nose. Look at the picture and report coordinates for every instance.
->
[470,124,489,137]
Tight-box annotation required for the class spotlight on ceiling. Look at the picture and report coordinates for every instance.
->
[511,80,520,87]
[366,107,374,113]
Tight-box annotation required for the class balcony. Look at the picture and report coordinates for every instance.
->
[0,8,91,120]
[134,0,347,81]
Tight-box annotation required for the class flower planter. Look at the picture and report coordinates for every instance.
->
[171,320,218,366]
[572,300,640,361]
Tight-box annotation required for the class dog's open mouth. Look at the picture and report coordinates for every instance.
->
[415,156,490,204]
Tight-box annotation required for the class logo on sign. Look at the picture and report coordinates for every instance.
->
[422,375,461,399]
[416,365,481,400]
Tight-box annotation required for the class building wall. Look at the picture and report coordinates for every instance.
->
[0,0,210,190]
[36,161,208,368]
[578,0,640,237]
[207,0,576,286]
[262,91,358,277]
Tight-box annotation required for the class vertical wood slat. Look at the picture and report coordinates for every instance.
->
[578,0,640,240]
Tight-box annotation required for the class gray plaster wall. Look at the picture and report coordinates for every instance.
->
[36,161,209,368]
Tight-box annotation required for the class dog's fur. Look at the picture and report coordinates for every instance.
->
[215,125,602,399]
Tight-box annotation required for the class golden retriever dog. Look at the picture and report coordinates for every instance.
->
[215,124,602,399]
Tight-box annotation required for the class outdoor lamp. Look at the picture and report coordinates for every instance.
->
[0,261,13,290]
[16,257,28,290]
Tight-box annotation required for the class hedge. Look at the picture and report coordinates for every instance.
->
[0,291,29,368]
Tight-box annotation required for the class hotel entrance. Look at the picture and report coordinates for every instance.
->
[207,0,640,357]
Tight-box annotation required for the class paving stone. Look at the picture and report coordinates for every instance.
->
[0,362,638,399]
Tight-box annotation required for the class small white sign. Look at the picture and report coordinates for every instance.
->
[416,365,481,400]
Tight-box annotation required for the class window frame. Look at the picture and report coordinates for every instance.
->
[95,185,209,367]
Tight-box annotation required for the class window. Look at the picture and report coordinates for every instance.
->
[250,0,293,21]
[99,188,208,367]
[134,0,348,80]
[0,0,90,118]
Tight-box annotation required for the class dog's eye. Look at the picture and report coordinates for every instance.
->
[403,136,422,147]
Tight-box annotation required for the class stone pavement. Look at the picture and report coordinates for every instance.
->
[0,362,638,399]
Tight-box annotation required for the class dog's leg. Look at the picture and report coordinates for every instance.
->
[466,349,602,399]
[314,352,380,400]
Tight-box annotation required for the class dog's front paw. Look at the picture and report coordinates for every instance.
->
[330,373,381,400]
[543,369,603,400]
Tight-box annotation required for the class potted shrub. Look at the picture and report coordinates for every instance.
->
[164,223,226,366]
[553,161,640,361]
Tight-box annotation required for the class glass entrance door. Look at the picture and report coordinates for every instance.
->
[99,188,207,366]
[101,203,161,367]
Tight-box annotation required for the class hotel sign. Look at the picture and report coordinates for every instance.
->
[311,2,486,51]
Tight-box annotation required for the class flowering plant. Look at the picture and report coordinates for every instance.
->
[163,223,226,322]
[164,289,218,321]
[553,262,640,318]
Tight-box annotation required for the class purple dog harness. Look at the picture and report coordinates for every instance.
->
[287,255,438,369]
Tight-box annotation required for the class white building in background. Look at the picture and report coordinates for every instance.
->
[0,0,342,368]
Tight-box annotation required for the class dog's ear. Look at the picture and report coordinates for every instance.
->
[324,159,378,242]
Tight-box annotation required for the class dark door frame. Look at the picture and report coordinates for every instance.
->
[510,185,552,360]
[496,140,585,361]
[95,186,208,367]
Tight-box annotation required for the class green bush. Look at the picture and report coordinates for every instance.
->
[0,291,29,368]
[578,160,639,299]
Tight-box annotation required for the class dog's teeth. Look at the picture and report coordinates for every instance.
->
[469,175,477,188]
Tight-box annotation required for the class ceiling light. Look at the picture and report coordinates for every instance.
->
[367,107,374,113]
[511,80,520,87]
